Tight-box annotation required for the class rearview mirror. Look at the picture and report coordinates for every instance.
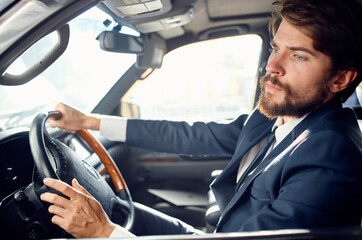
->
[97,31,143,54]
[97,31,166,69]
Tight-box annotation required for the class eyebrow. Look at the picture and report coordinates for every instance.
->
[270,40,317,57]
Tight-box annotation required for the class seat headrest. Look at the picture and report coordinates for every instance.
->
[353,107,362,119]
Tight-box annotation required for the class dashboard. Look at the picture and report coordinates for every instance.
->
[0,129,34,200]
[0,127,98,202]
[0,126,114,239]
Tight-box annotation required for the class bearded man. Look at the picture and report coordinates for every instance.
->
[42,0,362,238]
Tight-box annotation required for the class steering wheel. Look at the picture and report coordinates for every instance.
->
[28,111,134,237]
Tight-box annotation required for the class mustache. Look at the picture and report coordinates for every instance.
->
[260,74,285,89]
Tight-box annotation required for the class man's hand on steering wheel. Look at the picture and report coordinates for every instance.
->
[40,178,118,238]
[49,102,100,133]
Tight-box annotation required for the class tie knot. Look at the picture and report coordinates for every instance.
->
[266,128,276,145]
[235,127,277,191]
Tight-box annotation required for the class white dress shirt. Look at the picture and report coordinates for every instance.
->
[100,116,128,142]
[357,86,362,106]
[236,115,307,183]
[108,224,136,238]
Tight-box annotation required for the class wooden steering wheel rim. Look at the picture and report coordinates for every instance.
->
[76,129,127,192]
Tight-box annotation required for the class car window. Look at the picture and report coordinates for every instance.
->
[122,34,263,122]
[0,7,136,114]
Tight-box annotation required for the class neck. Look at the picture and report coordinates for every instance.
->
[280,116,296,125]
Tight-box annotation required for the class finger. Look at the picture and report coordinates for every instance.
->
[48,204,67,217]
[57,127,76,133]
[51,215,79,239]
[43,178,78,199]
[49,103,65,127]
[49,103,71,128]
[40,192,69,208]
[50,215,66,229]
[54,102,66,111]
[49,118,60,128]
[49,120,76,133]
[72,178,91,197]
[49,122,65,130]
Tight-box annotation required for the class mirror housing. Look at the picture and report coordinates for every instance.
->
[136,33,166,69]
[97,31,143,54]
[97,31,166,69]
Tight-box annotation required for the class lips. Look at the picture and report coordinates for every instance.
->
[265,81,281,93]
[259,74,284,94]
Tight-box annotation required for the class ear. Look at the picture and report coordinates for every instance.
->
[329,69,358,94]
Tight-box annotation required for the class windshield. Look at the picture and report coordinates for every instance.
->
[0,7,136,123]
[123,34,262,122]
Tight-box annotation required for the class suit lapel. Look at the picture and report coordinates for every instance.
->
[217,100,342,227]
[211,110,275,212]
[217,128,291,222]
[223,120,275,178]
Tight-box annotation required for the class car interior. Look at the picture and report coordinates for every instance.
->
[0,0,361,239]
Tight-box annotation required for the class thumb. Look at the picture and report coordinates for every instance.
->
[72,178,91,196]
[48,118,60,128]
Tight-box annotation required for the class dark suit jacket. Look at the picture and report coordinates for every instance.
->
[126,99,362,232]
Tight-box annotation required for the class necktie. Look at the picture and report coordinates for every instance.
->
[236,128,276,191]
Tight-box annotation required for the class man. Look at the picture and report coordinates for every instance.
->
[42,0,362,238]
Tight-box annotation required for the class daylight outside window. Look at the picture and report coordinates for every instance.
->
[0,7,136,115]
[122,34,263,122]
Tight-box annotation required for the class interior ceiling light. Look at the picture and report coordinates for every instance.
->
[117,0,163,16]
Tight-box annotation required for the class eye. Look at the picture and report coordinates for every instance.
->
[269,47,279,53]
[294,54,306,61]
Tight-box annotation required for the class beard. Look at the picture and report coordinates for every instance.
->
[257,74,329,119]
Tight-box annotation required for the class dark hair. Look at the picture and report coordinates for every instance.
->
[269,0,362,102]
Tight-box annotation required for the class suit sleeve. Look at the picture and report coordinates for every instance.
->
[125,115,249,157]
[236,130,362,231]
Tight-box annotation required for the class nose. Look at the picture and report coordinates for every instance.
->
[265,52,285,76]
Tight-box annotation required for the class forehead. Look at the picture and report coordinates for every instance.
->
[273,20,315,50]
[272,19,333,66]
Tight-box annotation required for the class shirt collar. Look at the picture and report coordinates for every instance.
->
[357,86,362,105]
[272,114,308,148]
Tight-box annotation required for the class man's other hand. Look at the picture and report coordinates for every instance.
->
[40,178,116,238]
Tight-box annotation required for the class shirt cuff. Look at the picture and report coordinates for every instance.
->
[99,116,127,142]
[109,225,136,238]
